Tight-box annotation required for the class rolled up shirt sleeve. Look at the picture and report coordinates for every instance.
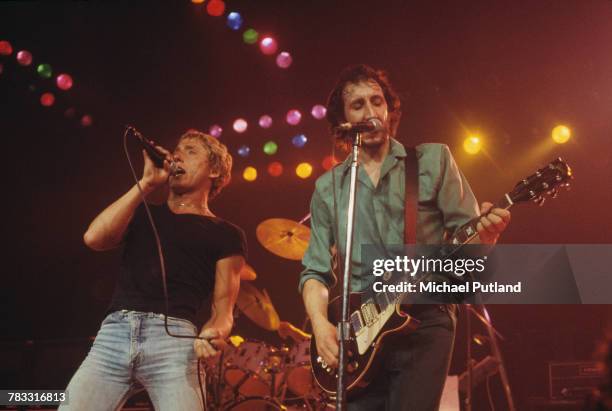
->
[436,144,480,237]
[298,183,337,293]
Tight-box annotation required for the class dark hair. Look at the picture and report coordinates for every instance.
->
[326,64,402,146]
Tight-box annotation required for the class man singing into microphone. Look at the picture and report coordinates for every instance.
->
[60,130,246,411]
[299,64,511,410]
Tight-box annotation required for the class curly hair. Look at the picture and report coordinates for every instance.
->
[179,130,232,200]
[326,64,402,147]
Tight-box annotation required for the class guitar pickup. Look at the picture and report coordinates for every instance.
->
[360,299,379,326]
[350,310,364,334]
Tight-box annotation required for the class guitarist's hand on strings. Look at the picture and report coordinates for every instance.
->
[476,201,511,245]
[312,318,339,368]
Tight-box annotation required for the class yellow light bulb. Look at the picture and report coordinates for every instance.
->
[463,136,482,155]
[296,162,313,179]
[243,166,257,182]
[552,125,571,144]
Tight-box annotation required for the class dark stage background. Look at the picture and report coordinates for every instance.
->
[1,1,612,409]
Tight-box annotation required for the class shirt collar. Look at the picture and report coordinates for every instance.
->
[338,137,407,174]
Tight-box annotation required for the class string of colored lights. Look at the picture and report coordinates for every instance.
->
[188,1,335,181]
[0,39,92,127]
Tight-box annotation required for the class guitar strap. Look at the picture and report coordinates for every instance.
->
[404,147,418,245]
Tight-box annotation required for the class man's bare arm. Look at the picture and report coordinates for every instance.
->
[194,255,243,358]
[303,278,338,367]
[83,149,171,251]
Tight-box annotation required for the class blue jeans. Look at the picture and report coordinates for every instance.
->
[59,310,203,411]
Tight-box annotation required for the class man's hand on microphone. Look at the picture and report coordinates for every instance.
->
[139,145,173,194]
[194,327,227,359]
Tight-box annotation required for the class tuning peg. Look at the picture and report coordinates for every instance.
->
[534,196,545,206]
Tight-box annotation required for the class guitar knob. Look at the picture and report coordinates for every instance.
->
[316,356,323,364]
[347,361,359,373]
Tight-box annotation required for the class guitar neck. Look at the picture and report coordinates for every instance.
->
[371,194,516,309]
[450,193,514,245]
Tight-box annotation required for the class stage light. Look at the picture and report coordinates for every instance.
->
[463,135,482,155]
[292,134,307,148]
[286,109,302,125]
[268,161,283,177]
[36,63,52,79]
[81,115,93,127]
[0,40,13,56]
[243,166,257,182]
[56,74,73,90]
[552,125,571,144]
[64,107,76,118]
[206,0,225,16]
[322,155,338,170]
[311,104,326,120]
[263,141,278,155]
[243,28,258,45]
[276,52,292,69]
[191,0,204,3]
[259,115,273,128]
[259,36,278,55]
[233,118,248,133]
[40,92,55,107]
[237,145,250,157]
[16,50,32,66]
[296,162,313,179]
[209,124,223,138]
[226,12,243,31]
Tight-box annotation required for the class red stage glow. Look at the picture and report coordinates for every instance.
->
[286,109,302,125]
[40,92,55,107]
[206,0,226,17]
[16,50,32,66]
[81,114,93,127]
[267,162,283,177]
[259,36,278,55]
[322,155,338,171]
[56,74,73,91]
[0,40,13,56]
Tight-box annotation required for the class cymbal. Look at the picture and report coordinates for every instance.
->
[256,218,311,261]
[239,264,257,281]
[236,282,280,331]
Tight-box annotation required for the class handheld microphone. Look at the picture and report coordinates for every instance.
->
[126,126,180,176]
[334,118,383,134]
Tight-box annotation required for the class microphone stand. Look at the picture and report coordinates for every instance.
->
[336,131,362,411]
[465,304,516,411]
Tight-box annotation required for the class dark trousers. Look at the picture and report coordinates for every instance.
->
[348,305,457,411]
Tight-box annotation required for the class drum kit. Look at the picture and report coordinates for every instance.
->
[204,217,334,410]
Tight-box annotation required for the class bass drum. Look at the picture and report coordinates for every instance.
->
[223,339,284,397]
[224,397,284,411]
[285,339,318,397]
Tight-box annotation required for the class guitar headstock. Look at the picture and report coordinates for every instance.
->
[509,158,573,206]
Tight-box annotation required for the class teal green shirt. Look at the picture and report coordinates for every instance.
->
[299,139,480,293]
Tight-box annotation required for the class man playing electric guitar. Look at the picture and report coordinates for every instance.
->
[299,64,511,411]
